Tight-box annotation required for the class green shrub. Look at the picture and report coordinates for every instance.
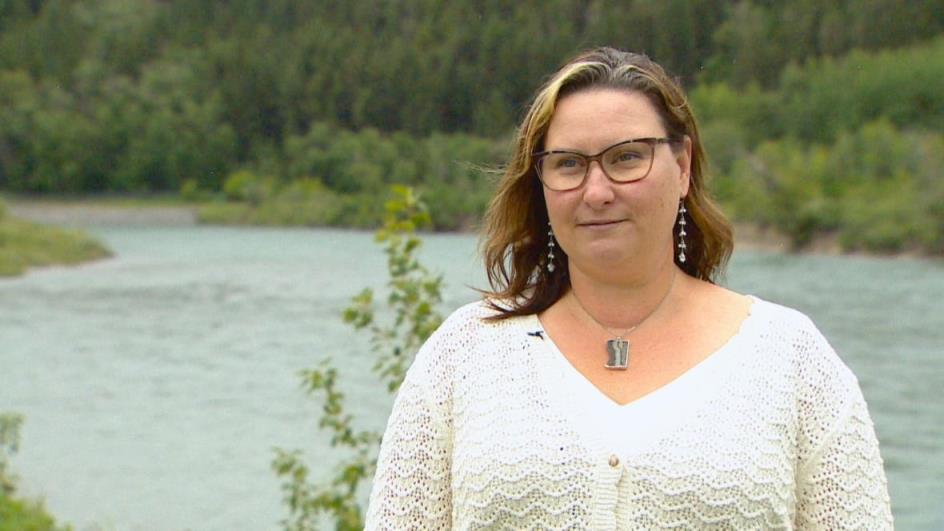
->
[0,413,67,531]
[721,138,835,248]
[833,123,944,253]
[0,413,23,496]
[839,174,922,253]
[715,119,944,254]
[222,170,275,204]
[0,496,61,531]
[178,179,203,201]
[689,83,780,147]
[699,119,749,179]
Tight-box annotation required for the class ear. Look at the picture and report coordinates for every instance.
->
[676,135,692,199]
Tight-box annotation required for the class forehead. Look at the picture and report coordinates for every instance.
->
[544,88,665,151]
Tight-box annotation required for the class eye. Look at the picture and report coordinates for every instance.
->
[609,145,646,165]
[555,156,583,169]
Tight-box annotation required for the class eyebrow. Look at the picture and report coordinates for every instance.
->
[535,137,668,156]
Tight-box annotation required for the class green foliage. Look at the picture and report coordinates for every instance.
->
[0,413,23,496]
[707,1,783,87]
[273,185,444,530]
[0,413,68,531]
[722,139,837,249]
[693,38,944,148]
[0,495,61,531]
[222,170,275,205]
[692,39,944,254]
[710,120,944,254]
[832,122,944,253]
[0,1,941,253]
[203,125,507,230]
[698,0,944,87]
[178,179,206,201]
[777,37,944,144]
[1,0,942,196]
[201,169,381,228]
[0,201,112,276]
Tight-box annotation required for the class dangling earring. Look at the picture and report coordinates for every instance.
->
[546,222,556,273]
[676,201,688,264]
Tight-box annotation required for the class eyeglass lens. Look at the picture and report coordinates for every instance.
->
[538,140,655,191]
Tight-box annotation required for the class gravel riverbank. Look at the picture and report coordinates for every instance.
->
[8,201,198,226]
[6,198,832,254]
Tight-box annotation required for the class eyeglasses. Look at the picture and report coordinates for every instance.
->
[533,137,675,191]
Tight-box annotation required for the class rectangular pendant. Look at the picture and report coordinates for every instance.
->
[605,338,630,370]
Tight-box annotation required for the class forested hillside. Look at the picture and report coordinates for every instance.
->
[1,0,942,251]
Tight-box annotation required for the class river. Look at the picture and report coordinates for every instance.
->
[1,225,942,530]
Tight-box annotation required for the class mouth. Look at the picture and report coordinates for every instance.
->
[577,219,627,228]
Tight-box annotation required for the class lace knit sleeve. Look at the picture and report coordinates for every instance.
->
[793,322,894,529]
[365,314,456,530]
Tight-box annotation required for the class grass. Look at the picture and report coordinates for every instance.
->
[0,201,111,277]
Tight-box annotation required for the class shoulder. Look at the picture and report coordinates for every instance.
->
[746,297,868,444]
[409,299,528,373]
[746,296,846,369]
[736,295,864,406]
[748,296,822,334]
[442,298,503,324]
[431,298,517,339]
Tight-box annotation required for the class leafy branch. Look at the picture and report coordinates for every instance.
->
[0,413,24,497]
[273,185,443,530]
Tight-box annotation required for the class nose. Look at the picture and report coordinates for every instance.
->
[582,160,615,208]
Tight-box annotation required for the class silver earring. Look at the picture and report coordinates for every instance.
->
[546,222,556,273]
[677,201,688,264]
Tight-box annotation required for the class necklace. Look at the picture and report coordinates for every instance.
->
[570,270,677,370]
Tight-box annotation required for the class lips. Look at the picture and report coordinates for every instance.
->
[578,219,626,227]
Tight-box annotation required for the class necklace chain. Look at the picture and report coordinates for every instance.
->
[570,269,677,340]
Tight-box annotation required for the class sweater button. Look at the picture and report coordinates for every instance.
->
[608,454,620,467]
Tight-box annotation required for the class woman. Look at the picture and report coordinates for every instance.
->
[366,48,893,529]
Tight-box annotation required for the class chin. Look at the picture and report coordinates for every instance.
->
[577,244,634,269]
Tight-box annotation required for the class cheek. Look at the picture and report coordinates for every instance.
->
[544,190,576,222]
[629,175,681,229]
[651,162,685,206]
[627,177,672,211]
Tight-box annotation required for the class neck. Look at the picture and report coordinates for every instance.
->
[567,257,680,331]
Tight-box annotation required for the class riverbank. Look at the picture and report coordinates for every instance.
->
[0,201,112,277]
[7,197,198,226]
[31,195,942,260]
[5,197,850,257]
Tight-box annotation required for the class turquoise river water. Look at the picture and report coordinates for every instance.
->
[1,225,942,530]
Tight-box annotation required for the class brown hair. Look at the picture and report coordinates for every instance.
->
[480,47,733,318]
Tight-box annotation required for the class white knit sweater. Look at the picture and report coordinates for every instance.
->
[365,297,893,530]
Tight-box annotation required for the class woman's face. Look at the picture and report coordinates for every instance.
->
[542,88,691,281]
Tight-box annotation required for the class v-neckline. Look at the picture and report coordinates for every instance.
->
[516,297,764,461]
[523,295,759,410]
